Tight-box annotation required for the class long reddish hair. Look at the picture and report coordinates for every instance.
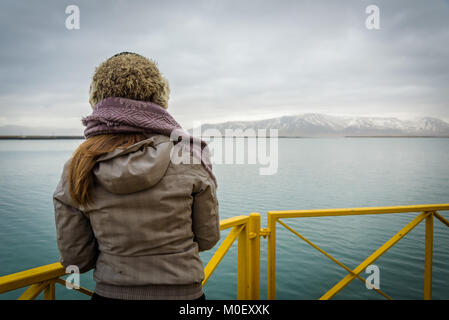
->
[68,133,148,207]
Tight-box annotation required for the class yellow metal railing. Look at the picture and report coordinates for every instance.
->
[0,262,93,300]
[266,204,449,300]
[1,204,448,300]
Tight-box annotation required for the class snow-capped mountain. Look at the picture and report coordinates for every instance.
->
[2,115,448,137]
[192,114,449,137]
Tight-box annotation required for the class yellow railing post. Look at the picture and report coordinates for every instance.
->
[44,280,56,300]
[248,213,260,299]
[424,212,434,300]
[267,212,277,300]
[237,213,260,300]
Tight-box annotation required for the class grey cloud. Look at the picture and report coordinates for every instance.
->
[0,0,448,130]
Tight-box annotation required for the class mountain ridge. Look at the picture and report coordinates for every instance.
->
[191,114,449,137]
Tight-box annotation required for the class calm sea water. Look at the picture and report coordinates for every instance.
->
[0,138,448,300]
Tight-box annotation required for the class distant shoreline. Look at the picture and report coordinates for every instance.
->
[0,135,448,140]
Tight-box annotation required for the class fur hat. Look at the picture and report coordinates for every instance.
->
[89,52,170,109]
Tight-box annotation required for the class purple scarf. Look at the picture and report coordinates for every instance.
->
[82,97,216,186]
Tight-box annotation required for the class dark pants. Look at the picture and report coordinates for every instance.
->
[91,292,206,301]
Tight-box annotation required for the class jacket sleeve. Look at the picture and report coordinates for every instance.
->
[53,163,98,273]
[192,173,220,252]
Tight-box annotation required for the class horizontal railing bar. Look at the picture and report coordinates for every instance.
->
[0,262,65,294]
[219,215,249,230]
[203,225,244,286]
[268,204,449,219]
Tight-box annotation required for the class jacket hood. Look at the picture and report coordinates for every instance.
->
[94,135,173,194]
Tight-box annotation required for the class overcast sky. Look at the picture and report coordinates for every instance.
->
[0,0,448,133]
